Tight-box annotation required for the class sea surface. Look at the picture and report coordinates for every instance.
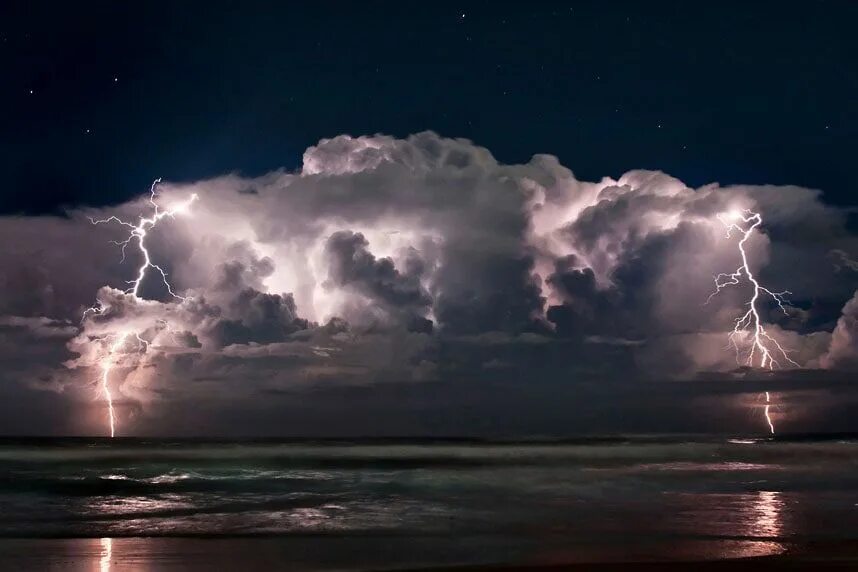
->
[1,435,857,569]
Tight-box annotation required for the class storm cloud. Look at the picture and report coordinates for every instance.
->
[1,132,856,435]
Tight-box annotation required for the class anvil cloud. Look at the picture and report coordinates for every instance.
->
[1,132,857,435]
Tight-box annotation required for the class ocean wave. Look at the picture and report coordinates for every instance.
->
[1,437,857,538]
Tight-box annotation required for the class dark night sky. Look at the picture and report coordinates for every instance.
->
[2,1,856,214]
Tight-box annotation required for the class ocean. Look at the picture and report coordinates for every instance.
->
[0,435,857,569]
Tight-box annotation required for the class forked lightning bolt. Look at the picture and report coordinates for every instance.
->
[708,209,799,434]
[89,179,198,300]
[85,179,198,437]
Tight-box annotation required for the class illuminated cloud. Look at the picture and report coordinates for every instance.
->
[821,291,858,370]
[0,132,856,434]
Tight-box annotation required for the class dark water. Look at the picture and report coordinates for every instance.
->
[1,435,858,567]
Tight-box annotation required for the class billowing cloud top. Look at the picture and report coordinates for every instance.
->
[1,132,857,435]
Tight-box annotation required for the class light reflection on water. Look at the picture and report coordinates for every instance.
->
[750,491,784,539]
[80,473,790,545]
[87,493,196,517]
[7,486,818,568]
[5,439,858,567]
[725,490,786,558]
[664,490,787,556]
[99,537,112,572]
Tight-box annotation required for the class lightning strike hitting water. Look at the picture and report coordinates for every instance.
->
[764,391,775,435]
[85,179,198,436]
[98,333,128,438]
[708,209,799,434]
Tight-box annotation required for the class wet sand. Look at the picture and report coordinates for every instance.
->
[1,537,857,571]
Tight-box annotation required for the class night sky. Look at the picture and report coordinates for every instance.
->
[1,2,857,436]
[3,1,856,214]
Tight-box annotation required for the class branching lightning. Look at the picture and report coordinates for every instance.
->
[89,179,198,300]
[85,179,198,437]
[708,209,799,434]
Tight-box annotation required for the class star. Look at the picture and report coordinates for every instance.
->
[28,89,33,95]
[113,77,119,82]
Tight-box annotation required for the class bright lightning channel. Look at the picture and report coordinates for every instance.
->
[99,333,127,438]
[708,209,799,434]
[89,179,198,300]
[764,391,775,435]
[85,179,198,437]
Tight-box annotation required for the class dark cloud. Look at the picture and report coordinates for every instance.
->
[324,230,432,333]
[434,249,545,335]
[830,249,858,273]
[211,289,308,346]
[546,255,625,339]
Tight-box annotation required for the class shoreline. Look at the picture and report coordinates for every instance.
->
[1,537,857,572]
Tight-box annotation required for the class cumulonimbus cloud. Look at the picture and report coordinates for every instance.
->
[1,131,856,433]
